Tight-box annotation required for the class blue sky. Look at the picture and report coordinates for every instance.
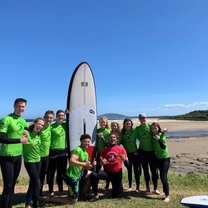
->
[1,0,208,119]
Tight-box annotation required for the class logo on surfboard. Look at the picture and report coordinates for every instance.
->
[89,109,95,114]
[81,82,88,87]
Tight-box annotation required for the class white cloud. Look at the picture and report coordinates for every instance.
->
[164,102,208,109]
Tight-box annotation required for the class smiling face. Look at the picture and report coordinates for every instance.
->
[33,119,45,133]
[151,124,159,134]
[124,120,132,130]
[14,101,26,116]
[109,133,117,145]
[99,118,107,129]
[56,111,65,123]
[139,116,146,125]
[111,122,118,132]
[81,138,91,149]
[44,113,54,125]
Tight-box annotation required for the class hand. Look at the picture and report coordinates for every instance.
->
[92,158,97,167]
[23,130,28,137]
[120,154,126,161]
[65,109,70,114]
[20,137,29,144]
[100,157,109,166]
[97,133,104,138]
[84,161,92,170]
[162,128,168,134]
[153,134,160,140]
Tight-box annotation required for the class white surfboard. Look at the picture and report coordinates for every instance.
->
[180,196,208,207]
[66,62,97,161]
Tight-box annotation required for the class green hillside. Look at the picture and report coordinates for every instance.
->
[98,110,208,121]
[163,110,208,121]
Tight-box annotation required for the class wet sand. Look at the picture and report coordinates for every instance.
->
[113,119,208,174]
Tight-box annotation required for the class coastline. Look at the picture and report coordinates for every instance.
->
[111,119,208,174]
[111,118,208,132]
[3,119,208,177]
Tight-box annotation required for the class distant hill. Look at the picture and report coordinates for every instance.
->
[26,110,208,122]
[162,110,208,121]
[97,113,132,120]
[98,110,208,121]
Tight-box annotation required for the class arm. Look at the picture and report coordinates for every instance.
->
[120,149,130,168]
[97,133,109,147]
[121,155,130,168]
[158,139,166,150]
[100,156,109,166]
[69,154,92,169]
[153,134,166,150]
[0,132,28,144]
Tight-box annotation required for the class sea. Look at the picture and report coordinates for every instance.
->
[166,130,208,137]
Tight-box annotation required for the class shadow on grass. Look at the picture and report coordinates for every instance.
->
[10,189,164,207]
[12,192,26,206]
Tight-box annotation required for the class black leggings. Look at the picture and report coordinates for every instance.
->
[157,157,170,196]
[39,156,49,195]
[91,170,123,198]
[0,155,22,208]
[127,152,141,189]
[47,149,67,193]
[24,162,41,208]
[138,149,158,190]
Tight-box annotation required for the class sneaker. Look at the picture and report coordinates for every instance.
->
[135,189,140,193]
[25,205,32,208]
[91,195,99,202]
[164,196,170,203]
[49,192,54,197]
[153,190,160,195]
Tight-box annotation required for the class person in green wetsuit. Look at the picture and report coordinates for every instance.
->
[48,110,67,195]
[110,121,121,140]
[0,98,28,208]
[64,134,94,203]
[151,122,170,203]
[134,113,159,194]
[120,118,141,192]
[39,110,55,196]
[23,118,45,208]
[95,116,110,173]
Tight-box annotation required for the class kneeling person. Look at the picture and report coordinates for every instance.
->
[65,134,94,202]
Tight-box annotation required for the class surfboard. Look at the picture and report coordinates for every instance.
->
[66,62,97,161]
[180,196,208,207]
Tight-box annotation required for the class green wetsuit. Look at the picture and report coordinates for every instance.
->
[40,125,51,157]
[96,128,110,154]
[119,129,137,153]
[153,134,169,159]
[0,113,28,156]
[66,146,88,180]
[23,131,41,163]
[134,123,153,152]
[50,122,66,150]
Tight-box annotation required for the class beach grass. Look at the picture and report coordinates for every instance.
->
[1,170,207,208]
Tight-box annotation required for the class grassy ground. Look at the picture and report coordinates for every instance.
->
[1,171,208,208]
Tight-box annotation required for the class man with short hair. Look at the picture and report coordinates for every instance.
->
[64,134,94,203]
[0,98,28,208]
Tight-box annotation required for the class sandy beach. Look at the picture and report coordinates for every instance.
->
[111,119,208,174]
[10,119,208,177]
